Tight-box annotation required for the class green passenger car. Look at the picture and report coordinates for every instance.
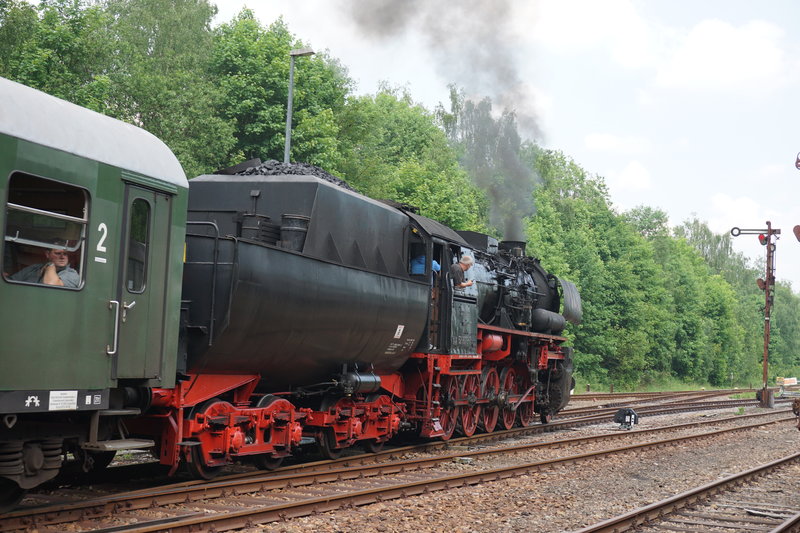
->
[0,77,188,503]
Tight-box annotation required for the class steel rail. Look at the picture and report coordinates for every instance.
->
[772,512,800,532]
[560,398,790,419]
[103,408,791,500]
[278,408,794,474]
[570,388,759,401]
[575,451,800,533]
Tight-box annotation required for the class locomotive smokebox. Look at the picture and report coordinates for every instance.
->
[499,240,526,257]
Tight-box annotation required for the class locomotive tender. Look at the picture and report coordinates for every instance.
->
[0,77,581,507]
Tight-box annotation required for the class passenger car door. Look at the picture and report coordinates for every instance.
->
[110,185,172,379]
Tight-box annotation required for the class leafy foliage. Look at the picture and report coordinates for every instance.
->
[3,1,800,389]
[103,0,238,177]
[528,149,800,388]
[0,0,113,111]
[209,13,350,168]
[337,89,488,230]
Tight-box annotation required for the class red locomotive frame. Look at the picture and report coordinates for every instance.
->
[129,323,568,474]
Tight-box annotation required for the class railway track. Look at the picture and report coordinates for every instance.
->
[577,452,800,532]
[16,396,787,499]
[570,388,758,401]
[3,409,795,532]
[21,396,780,497]
[560,397,792,419]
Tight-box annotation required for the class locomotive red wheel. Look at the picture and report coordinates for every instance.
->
[361,394,395,452]
[252,395,290,470]
[479,367,500,433]
[517,399,535,426]
[459,374,481,437]
[438,377,460,441]
[253,453,284,470]
[499,368,518,430]
[184,399,233,480]
[318,428,344,460]
[186,444,223,480]
[362,439,385,453]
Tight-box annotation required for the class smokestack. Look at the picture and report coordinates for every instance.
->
[499,240,526,256]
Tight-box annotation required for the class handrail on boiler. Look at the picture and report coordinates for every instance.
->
[185,221,220,346]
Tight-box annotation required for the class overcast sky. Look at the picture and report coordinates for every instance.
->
[214,1,800,290]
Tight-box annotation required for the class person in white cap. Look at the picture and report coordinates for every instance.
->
[449,254,474,288]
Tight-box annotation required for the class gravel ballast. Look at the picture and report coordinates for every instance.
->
[243,406,800,533]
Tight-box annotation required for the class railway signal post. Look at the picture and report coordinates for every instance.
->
[730,222,781,408]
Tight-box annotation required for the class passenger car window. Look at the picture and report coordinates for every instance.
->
[3,173,87,288]
[125,198,150,293]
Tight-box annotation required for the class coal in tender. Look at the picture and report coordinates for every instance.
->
[235,159,357,192]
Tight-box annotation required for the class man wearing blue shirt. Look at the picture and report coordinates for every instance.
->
[10,246,80,288]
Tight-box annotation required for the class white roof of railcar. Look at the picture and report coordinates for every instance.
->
[0,77,188,188]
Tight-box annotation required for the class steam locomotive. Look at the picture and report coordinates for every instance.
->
[0,77,580,508]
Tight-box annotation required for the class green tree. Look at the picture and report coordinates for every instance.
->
[337,89,488,231]
[210,12,350,169]
[527,149,670,386]
[0,0,113,111]
[674,218,783,385]
[104,0,237,177]
[625,205,670,239]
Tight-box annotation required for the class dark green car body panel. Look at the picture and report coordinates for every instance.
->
[0,108,187,396]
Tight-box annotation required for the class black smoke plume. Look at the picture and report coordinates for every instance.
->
[340,0,541,240]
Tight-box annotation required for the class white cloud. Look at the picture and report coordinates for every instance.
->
[584,133,652,155]
[527,4,791,91]
[656,19,787,90]
[706,193,779,234]
[635,89,655,107]
[526,0,655,68]
[608,160,652,190]
[759,163,791,178]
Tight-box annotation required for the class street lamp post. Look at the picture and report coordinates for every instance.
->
[284,47,315,164]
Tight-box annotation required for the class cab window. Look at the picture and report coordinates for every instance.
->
[407,226,426,277]
[3,173,87,289]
